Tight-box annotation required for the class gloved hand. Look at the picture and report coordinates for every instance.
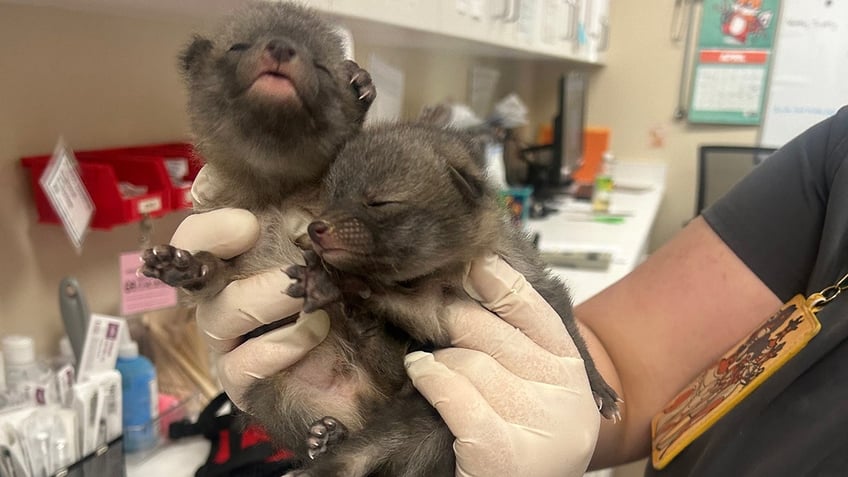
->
[405,255,601,477]
[170,166,330,409]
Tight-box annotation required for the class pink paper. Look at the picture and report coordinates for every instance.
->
[120,251,178,315]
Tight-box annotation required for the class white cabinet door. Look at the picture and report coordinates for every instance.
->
[582,0,610,62]
[319,0,602,63]
[330,0,441,31]
[438,0,492,42]
[538,0,583,57]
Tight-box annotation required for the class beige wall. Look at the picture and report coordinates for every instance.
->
[590,1,760,249]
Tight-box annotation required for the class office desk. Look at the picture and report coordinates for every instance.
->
[526,161,667,305]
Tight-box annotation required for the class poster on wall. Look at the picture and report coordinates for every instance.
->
[760,0,848,147]
[688,0,781,125]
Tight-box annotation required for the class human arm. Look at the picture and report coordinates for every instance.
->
[577,216,780,467]
[581,107,848,468]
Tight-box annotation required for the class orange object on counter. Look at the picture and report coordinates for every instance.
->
[572,127,610,183]
[537,124,554,145]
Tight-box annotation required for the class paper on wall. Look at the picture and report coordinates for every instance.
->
[39,138,94,252]
[367,54,405,123]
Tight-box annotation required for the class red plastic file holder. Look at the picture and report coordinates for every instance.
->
[105,143,203,210]
[21,153,171,230]
[78,143,203,211]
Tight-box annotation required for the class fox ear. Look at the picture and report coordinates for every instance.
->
[180,35,213,74]
[447,164,486,206]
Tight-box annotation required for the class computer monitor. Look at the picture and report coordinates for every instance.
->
[553,71,587,186]
[523,72,587,199]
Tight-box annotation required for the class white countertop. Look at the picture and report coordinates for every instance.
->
[125,437,209,477]
[526,161,667,304]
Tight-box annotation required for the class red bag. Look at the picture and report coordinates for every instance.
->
[169,393,297,477]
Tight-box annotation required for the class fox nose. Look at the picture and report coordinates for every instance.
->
[308,221,330,242]
[265,39,296,63]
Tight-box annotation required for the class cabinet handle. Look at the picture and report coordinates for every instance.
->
[598,17,609,51]
[561,0,578,40]
[492,0,508,19]
[505,0,521,23]
[671,0,686,41]
[674,0,701,120]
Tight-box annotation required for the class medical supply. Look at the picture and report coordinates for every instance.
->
[2,336,39,394]
[116,340,158,453]
[76,314,125,383]
[57,336,76,369]
[0,352,5,394]
[53,337,77,408]
[72,369,122,457]
[21,407,72,477]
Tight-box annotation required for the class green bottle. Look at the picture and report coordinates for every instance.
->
[592,151,615,213]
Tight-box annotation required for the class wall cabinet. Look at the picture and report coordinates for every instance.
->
[312,0,610,64]
[13,0,610,63]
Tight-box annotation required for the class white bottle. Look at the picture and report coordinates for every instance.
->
[57,336,76,368]
[2,335,40,392]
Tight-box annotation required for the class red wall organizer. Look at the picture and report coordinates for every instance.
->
[21,142,203,230]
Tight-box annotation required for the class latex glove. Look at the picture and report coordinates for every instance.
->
[170,166,330,409]
[405,255,600,477]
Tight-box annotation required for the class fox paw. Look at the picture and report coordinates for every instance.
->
[284,250,343,313]
[306,416,348,460]
[343,59,376,106]
[140,245,208,290]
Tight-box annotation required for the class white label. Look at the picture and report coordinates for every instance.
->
[137,196,162,214]
[77,314,125,382]
[149,378,159,419]
[39,139,94,251]
[485,142,508,189]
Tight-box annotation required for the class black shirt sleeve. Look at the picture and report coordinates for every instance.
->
[703,106,848,301]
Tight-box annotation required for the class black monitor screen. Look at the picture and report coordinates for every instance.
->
[552,72,587,187]
[521,72,587,201]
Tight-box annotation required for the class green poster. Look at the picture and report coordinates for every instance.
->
[699,0,780,49]
[688,0,782,125]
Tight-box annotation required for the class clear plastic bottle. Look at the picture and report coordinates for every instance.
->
[0,348,6,394]
[54,336,77,408]
[2,335,40,394]
[592,151,616,213]
[115,340,159,452]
